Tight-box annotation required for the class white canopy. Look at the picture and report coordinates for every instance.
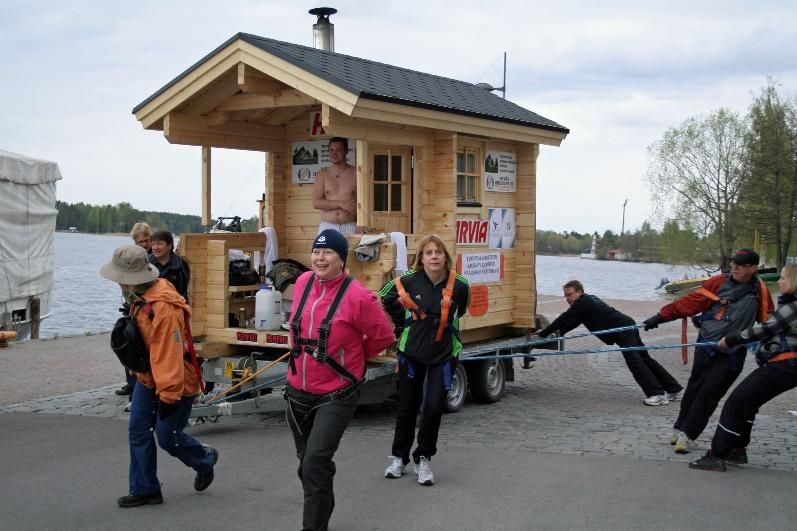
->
[0,149,62,304]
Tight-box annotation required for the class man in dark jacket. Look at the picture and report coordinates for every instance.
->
[643,248,773,454]
[540,280,682,405]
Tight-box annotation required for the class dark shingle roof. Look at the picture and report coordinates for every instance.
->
[133,33,568,134]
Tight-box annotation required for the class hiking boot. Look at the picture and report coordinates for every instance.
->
[117,491,163,507]
[415,457,434,486]
[643,394,669,406]
[725,447,748,465]
[688,451,727,472]
[670,429,681,445]
[115,384,133,396]
[666,389,684,402]
[194,448,218,491]
[674,432,694,454]
[384,456,406,478]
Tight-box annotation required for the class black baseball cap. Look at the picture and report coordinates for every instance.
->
[730,248,759,267]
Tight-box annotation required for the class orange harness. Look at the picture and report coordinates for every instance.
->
[680,278,771,365]
[395,270,456,342]
[768,352,797,363]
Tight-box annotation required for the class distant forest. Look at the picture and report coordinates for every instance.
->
[55,201,259,235]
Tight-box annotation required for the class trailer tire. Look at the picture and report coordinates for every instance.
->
[468,359,505,403]
[444,363,468,413]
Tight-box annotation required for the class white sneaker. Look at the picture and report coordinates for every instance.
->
[415,456,434,486]
[670,429,681,445]
[674,432,694,454]
[384,456,406,478]
[667,389,684,402]
[643,394,669,406]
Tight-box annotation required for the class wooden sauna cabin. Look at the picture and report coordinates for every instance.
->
[132,32,568,408]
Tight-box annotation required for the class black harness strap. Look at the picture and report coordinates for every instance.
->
[289,275,359,384]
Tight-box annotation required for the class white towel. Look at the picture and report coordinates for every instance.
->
[254,226,279,272]
[389,231,408,273]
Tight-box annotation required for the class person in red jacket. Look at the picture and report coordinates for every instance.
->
[643,249,773,454]
[101,245,218,508]
[286,229,394,531]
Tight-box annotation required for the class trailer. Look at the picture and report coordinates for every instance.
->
[131,12,569,418]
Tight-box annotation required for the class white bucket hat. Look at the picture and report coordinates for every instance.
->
[101,244,159,285]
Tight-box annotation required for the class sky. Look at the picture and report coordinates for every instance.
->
[2,0,796,234]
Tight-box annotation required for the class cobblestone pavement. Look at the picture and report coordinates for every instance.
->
[3,295,796,472]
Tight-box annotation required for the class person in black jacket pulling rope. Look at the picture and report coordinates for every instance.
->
[539,280,682,406]
[689,264,797,471]
[380,234,470,486]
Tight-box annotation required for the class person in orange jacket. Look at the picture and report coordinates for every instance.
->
[101,245,218,508]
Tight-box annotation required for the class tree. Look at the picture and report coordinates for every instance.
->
[646,108,748,269]
[738,80,797,267]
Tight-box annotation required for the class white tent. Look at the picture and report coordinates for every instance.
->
[0,149,61,322]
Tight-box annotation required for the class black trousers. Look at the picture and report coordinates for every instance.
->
[391,358,448,464]
[615,330,682,397]
[674,344,746,440]
[712,360,797,455]
[285,385,357,531]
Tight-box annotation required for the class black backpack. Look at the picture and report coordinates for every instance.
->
[110,303,153,373]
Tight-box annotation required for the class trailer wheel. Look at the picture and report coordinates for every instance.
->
[444,363,468,413]
[468,360,505,403]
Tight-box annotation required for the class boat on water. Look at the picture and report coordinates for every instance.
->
[0,149,62,339]
[664,276,710,294]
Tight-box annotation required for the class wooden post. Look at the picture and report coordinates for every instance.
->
[202,146,212,227]
[355,139,368,228]
[30,297,40,339]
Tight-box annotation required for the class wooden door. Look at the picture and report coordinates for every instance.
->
[369,146,411,233]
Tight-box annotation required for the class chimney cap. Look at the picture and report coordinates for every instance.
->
[309,7,337,18]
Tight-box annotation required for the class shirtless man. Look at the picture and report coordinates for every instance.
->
[313,137,357,235]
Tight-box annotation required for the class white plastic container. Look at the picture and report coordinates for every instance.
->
[254,284,283,331]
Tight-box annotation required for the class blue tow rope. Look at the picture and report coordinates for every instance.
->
[457,321,719,363]
[458,340,719,362]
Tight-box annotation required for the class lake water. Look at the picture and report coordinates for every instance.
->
[42,233,701,338]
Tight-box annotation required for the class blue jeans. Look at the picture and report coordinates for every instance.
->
[128,383,214,496]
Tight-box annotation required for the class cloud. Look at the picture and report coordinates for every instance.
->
[1,0,796,232]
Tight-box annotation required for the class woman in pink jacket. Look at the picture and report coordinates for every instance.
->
[286,229,394,531]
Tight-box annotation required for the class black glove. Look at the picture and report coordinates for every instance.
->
[537,326,552,338]
[159,400,177,420]
[643,314,664,331]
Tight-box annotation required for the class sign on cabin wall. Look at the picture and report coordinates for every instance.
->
[456,219,489,245]
[291,139,356,184]
[484,150,517,192]
[488,208,516,249]
[456,252,504,284]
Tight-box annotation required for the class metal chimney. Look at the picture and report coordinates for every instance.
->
[309,7,336,52]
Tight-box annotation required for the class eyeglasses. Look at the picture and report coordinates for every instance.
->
[730,263,755,269]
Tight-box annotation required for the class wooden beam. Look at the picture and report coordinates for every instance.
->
[216,91,316,111]
[202,147,211,227]
[178,69,241,117]
[355,139,368,228]
[205,111,228,126]
[323,105,434,147]
[164,113,285,152]
[352,98,567,146]
[167,112,285,139]
[237,63,283,95]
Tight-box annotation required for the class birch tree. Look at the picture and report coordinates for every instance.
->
[646,109,748,269]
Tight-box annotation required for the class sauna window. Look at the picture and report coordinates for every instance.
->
[456,147,480,205]
[373,153,403,212]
